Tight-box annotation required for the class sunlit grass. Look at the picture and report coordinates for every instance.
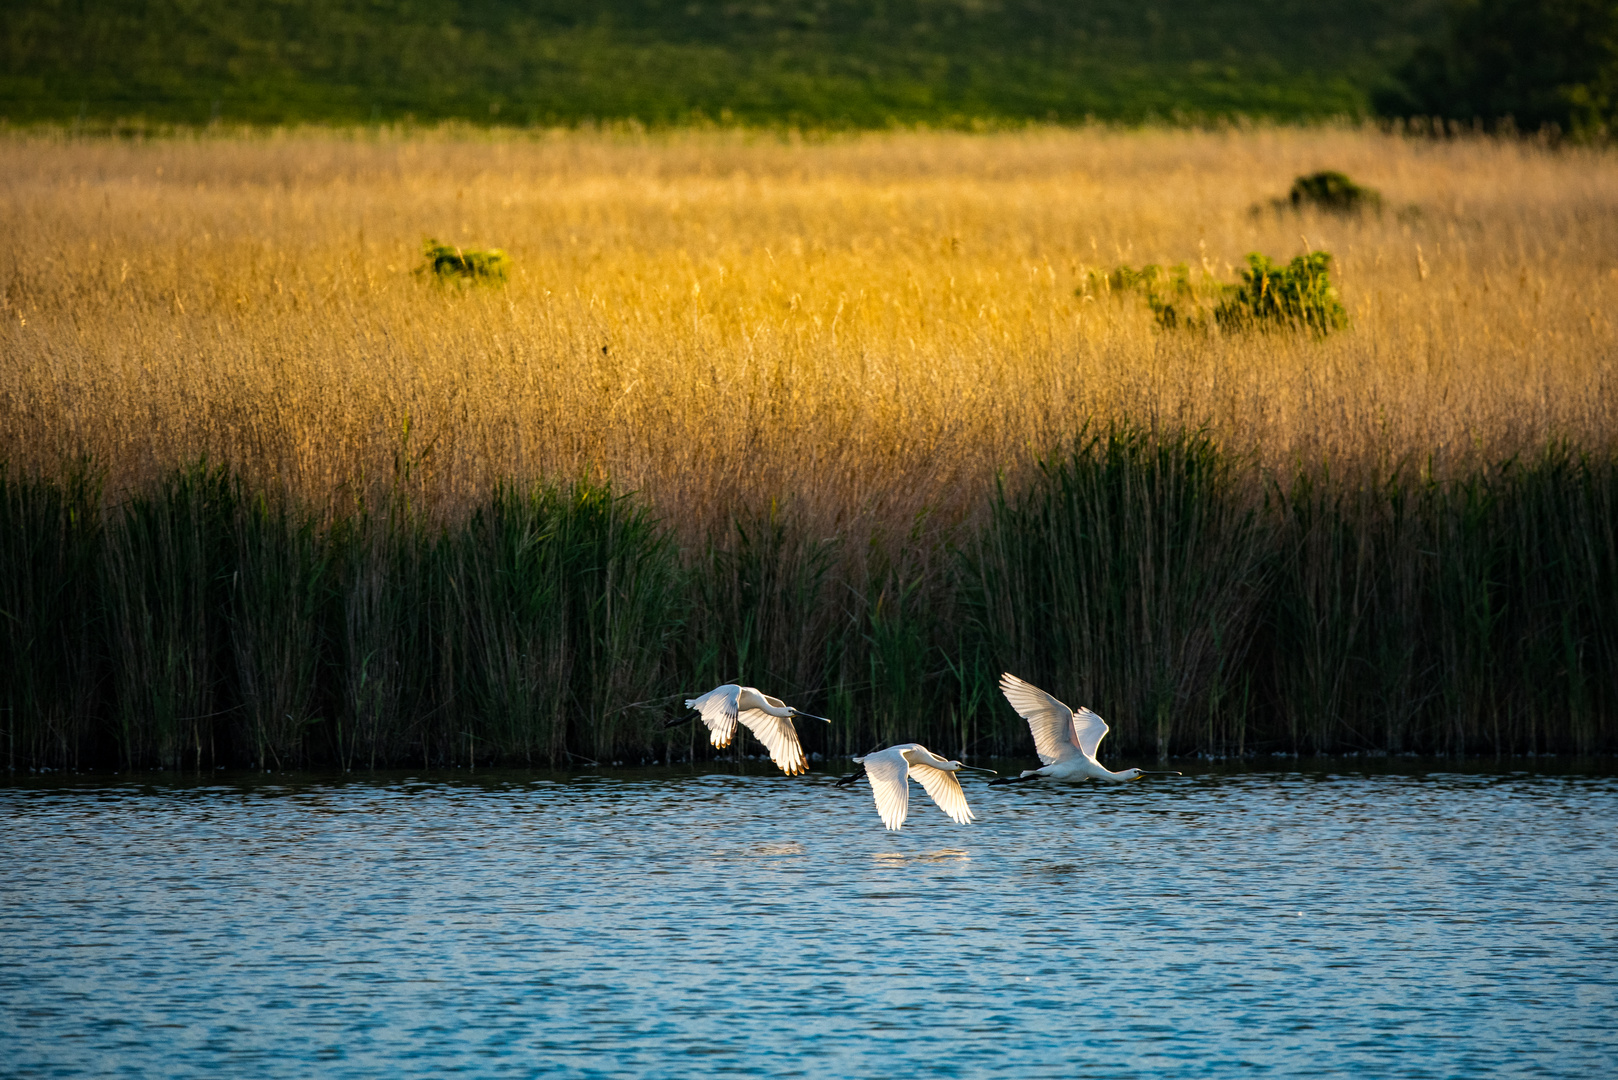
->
[4,125,1613,529]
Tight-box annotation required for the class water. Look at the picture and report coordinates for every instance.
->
[3,763,1616,1078]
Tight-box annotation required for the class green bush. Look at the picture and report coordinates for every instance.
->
[1214,252,1349,336]
[420,239,510,284]
[1099,253,1349,336]
[1288,170,1382,213]
[1096,262,1206,330]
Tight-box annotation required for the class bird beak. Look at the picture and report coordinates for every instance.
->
[1140,770,1183,777]
[796,713,833,723]
[956,764,998,775]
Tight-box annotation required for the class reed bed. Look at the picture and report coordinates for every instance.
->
[2,125,1615,769]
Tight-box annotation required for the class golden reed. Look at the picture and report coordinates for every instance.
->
[3,124,1613,541]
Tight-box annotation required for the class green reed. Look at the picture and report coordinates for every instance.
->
[230,491,328,770]
[102,464,236,771]
[969,426,1270,760]
[3,426,1614,771]
[0,461,102,771]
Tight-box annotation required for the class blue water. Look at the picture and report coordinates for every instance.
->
[3,764,1616,1078]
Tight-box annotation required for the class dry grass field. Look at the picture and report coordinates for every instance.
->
[3,125,1616,769]
[4,125,1614,532]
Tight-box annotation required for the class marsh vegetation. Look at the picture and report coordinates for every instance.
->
[2,126,1614,770]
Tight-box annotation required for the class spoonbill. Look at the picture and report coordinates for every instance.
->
[992,673,1181,784]
[667,684,831,776]
[836,743,993,830]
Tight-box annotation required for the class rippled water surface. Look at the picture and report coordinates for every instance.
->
[4,763,1616,1078]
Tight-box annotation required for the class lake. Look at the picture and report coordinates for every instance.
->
[3,762,1615,1077]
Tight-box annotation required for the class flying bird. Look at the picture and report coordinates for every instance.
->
[992,673,1181,784]
[836,743,992,830]
[668,683,830,776]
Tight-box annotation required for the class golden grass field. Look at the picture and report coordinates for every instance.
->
[3,124,1616,552]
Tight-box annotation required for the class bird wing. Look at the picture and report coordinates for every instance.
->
[908,763,974,825]
[999,673,1083,764]
[1070,707,1110,760]
[737,709,808,776]
[861,750,910,831]
[685,685,739,748]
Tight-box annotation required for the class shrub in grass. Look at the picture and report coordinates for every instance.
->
[1287,170,1382,214]
[1252,171,1383,216]
[420,238,510,284]
[1096,262,1209,330]
[1214,252,1348,336]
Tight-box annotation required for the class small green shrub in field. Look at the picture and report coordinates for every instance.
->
[420,239,510,284]
[1095,262,1205,330]
[1286,170,1382,214]
[1214,252,1348,335]
[1098,250,1349,336]
[1253,171,1382,216]
[1104,264,1187,295]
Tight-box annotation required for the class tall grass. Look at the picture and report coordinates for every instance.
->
[1,470,694,770]
[3,436,1614,771]
[1263,447,1618,756]
[230,490,326,769]
[0,463,102,771]
[1,127,1614,768]
[102,465,235,771]
[971,427,1269,761]
[455,481,683,761]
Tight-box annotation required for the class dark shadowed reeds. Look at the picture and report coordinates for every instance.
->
[1263,446,1618,757]
[101,465,236,772]
[230,489,328,770]
[4,425,1614,772]
[0,462,102,771]
[971,426,1270,761]
[455,481,683,763]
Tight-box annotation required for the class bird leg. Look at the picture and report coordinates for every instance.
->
[987,771,1040,786]
[662,713,695,729]
[834,764,867,788]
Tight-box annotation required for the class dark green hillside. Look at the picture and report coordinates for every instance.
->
[2,1,1439,127]
[1376,0,1618,134]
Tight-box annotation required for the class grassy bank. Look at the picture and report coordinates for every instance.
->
[4,436,1614,771]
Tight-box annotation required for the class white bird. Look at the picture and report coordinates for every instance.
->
[668,683,830,776]
[992,673,1181,784]
[836,743,992,830]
